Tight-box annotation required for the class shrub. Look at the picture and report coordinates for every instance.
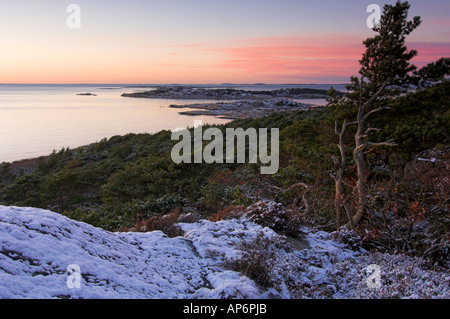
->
[224,233,278,288]
[244,201,302,237]
[210,205,246,222]
[122,208,184,238]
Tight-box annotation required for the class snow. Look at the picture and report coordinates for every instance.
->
[0,205,448,299]
[417,157,437,163]
[0,206,271,299]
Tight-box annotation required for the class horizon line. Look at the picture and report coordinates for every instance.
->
[0,82,351,86]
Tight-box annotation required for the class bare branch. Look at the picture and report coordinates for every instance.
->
[282,182,311,193]
[365,127,382,134]
[342,179,354,188]
[343,201,355,230]
[272,182,312,193]
[366,139,397,147]
[335,120,358,136]
[354,143,366,154]
[302,194,311,215]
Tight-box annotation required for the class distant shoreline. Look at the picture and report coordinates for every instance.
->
[121,86,333,100]
[121,85,332,120]
[0,84,336,164]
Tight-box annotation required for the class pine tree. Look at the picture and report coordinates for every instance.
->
[331,1,422,229]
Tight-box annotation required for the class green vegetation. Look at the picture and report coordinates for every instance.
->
[0,108,327,230]
[0,81,448,264]
[0,1,448,265]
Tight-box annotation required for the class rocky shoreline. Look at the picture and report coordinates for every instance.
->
[168,98,314,120]
[122,86,329,119]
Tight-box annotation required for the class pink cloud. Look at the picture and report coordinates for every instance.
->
[146,36,450,83]
[208,36,450,82]
[204,35,365,82]
[425,18,450,27]
[409,41,450,67]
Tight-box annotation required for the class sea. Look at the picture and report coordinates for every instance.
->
[0,84,346,163]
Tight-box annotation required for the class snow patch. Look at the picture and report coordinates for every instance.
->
[0,206,268,299]
[0,205,448,299]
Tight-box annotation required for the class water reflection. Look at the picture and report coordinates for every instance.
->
[0,86,230,162]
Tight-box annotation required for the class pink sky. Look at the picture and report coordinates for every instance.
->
[141,35,450,84]
[0,1,448,84]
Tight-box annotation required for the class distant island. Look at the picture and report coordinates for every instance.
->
[121,86,332,100]
[121,86,332,119]
[76,93,97,96]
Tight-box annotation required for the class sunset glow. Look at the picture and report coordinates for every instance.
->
[0,0,448,84]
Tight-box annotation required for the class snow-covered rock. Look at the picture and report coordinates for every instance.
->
[1,205,448,299]
[0,206,275,299]
[170,98,312,120]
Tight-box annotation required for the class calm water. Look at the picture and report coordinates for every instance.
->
[0,84,334,163]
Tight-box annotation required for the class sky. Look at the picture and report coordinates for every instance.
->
[0,0,449,84]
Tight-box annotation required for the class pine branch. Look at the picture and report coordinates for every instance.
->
[363,106,393,122]
[359,80,389,115]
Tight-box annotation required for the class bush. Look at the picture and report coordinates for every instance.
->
[210,205,246,222]
[121,208,184,238]
[224,233,278,288]
[244,201,303,237]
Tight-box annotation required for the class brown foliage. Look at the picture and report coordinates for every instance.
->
[123,208,184,237]
[210,205,246,222]
[244,201,302,237]
[354,149,449,265]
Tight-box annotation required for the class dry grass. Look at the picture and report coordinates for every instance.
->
[123,208,191,237]
[224,233,278,288]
